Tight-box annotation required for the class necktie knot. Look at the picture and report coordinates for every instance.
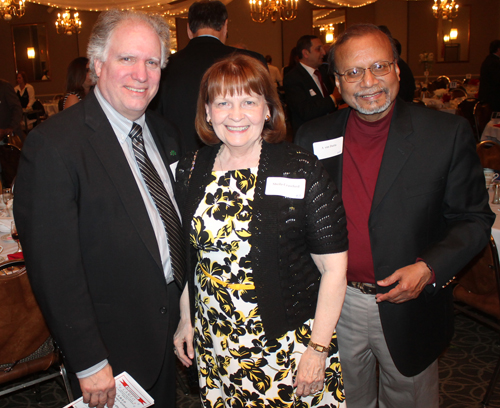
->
[129,122,143,142]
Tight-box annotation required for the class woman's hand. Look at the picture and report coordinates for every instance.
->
[294,346,328,397]
[174,285,195,367]
[173,317,195,367]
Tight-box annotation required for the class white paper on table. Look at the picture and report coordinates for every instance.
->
[63,372,154,408]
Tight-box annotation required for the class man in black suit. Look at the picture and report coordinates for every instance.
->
[15,10,182,408]
[479,39,500,112]
[295,24,493,408]
[283,35,339,134]
[152,0,266,154]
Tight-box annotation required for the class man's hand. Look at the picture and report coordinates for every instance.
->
[79,364,116,408]
[376,262,432,304]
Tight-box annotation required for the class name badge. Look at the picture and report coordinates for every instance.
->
[265,177,306,199]
[170,161,179,181]
[313,137,343,160]
[309,89,317,97]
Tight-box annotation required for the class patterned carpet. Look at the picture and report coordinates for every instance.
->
[1,311,499,408]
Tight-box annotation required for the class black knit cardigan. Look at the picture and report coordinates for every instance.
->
[175,140,348,341]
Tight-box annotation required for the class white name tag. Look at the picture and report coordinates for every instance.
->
[313,137,343,160]
[265,177,306,199]
[309,89,317,96]
[170,161,178,181]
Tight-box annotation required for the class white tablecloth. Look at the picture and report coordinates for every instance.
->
[0,201,21,262]
[42,102,59,117]
[488,189,500,257]
[482,119,500,142]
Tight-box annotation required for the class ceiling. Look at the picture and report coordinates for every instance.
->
[26,0,377,17]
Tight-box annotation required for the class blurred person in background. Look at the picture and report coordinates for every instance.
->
[63,57,95,110]
[14,71,35,110]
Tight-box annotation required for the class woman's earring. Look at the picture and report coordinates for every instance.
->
[207,118,213,127]
[265,114,271,123]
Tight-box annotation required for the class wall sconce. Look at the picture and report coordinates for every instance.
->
[449,28,458,40]
[27,47,35,59]
[319,24,335,44]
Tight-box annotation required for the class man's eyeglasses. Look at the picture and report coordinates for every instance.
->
[335,61,395,83]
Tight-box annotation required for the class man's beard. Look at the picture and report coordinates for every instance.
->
[353,86,392,116]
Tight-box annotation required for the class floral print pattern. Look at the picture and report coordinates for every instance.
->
[191,168,345,407]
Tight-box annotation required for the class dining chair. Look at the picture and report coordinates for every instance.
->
[450,88,468,100]
[475,102,493,139]
[476,141,500,170]
[453,235,500,407]
[0,260,73,403]
[457,98,479,141]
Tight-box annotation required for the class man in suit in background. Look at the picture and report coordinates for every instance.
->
[295,24,493,408]
[152,0,266,154]
[15,10,183,408]
[479,39,500,112]
[283,35,339,134]
[0,79,24,140]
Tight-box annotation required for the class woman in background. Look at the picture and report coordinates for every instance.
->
[14,72,35,110]
[63,57,94,110]
[174,53,348,407]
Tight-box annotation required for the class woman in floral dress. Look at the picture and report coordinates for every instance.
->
[174,54,348,407]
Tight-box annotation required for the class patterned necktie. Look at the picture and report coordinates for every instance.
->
[314,69,329,97]
[129,122,185,288]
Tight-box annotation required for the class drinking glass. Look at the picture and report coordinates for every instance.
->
[2,188,12,206]
[11,221,21,252]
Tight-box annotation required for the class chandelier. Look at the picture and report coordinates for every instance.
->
[0,0,25,21]
[249,0,298,23]
[56,10,82,35]
[432,0,459,20]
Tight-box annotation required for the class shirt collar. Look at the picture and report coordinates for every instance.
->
[94,85,146,143]
[300,62,318,76]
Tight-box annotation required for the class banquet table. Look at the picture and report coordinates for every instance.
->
[0,199,22,264]
[488,187,500,257]
[481,119,500,142]
[42,101,59,117]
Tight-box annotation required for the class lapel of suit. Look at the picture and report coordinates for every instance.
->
[83,92,163,271]
[371,99,415,213]
[298,64,322,97]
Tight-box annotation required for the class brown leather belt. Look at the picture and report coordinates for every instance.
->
[347,281,377,295]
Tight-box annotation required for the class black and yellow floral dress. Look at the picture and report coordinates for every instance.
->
[190,167,345,408]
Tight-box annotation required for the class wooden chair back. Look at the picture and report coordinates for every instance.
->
[476,140,500,171]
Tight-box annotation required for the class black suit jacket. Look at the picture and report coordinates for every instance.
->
[14,90,181,391]
[152,36,267,154]
[479,53,500,112]
[295,99,494,376]
[283,63,337,134]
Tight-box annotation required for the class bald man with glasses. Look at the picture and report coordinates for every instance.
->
[295,24,493,408]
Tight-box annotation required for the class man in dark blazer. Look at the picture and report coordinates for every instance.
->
[283,35,339,134]
[479,39,500,112]
[14,10,182,408]
[295,24,493,408]
[152,0,266,154]
[0,78,24,139]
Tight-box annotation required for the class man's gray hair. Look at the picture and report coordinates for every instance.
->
[328,24,398,75]
[87,9,170,81]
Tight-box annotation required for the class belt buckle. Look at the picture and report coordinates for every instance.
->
[349,281,376,295]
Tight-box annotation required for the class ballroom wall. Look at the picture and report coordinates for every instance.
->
[0,0,499,99]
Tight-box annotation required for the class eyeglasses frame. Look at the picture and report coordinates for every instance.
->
[335,60,397,83]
